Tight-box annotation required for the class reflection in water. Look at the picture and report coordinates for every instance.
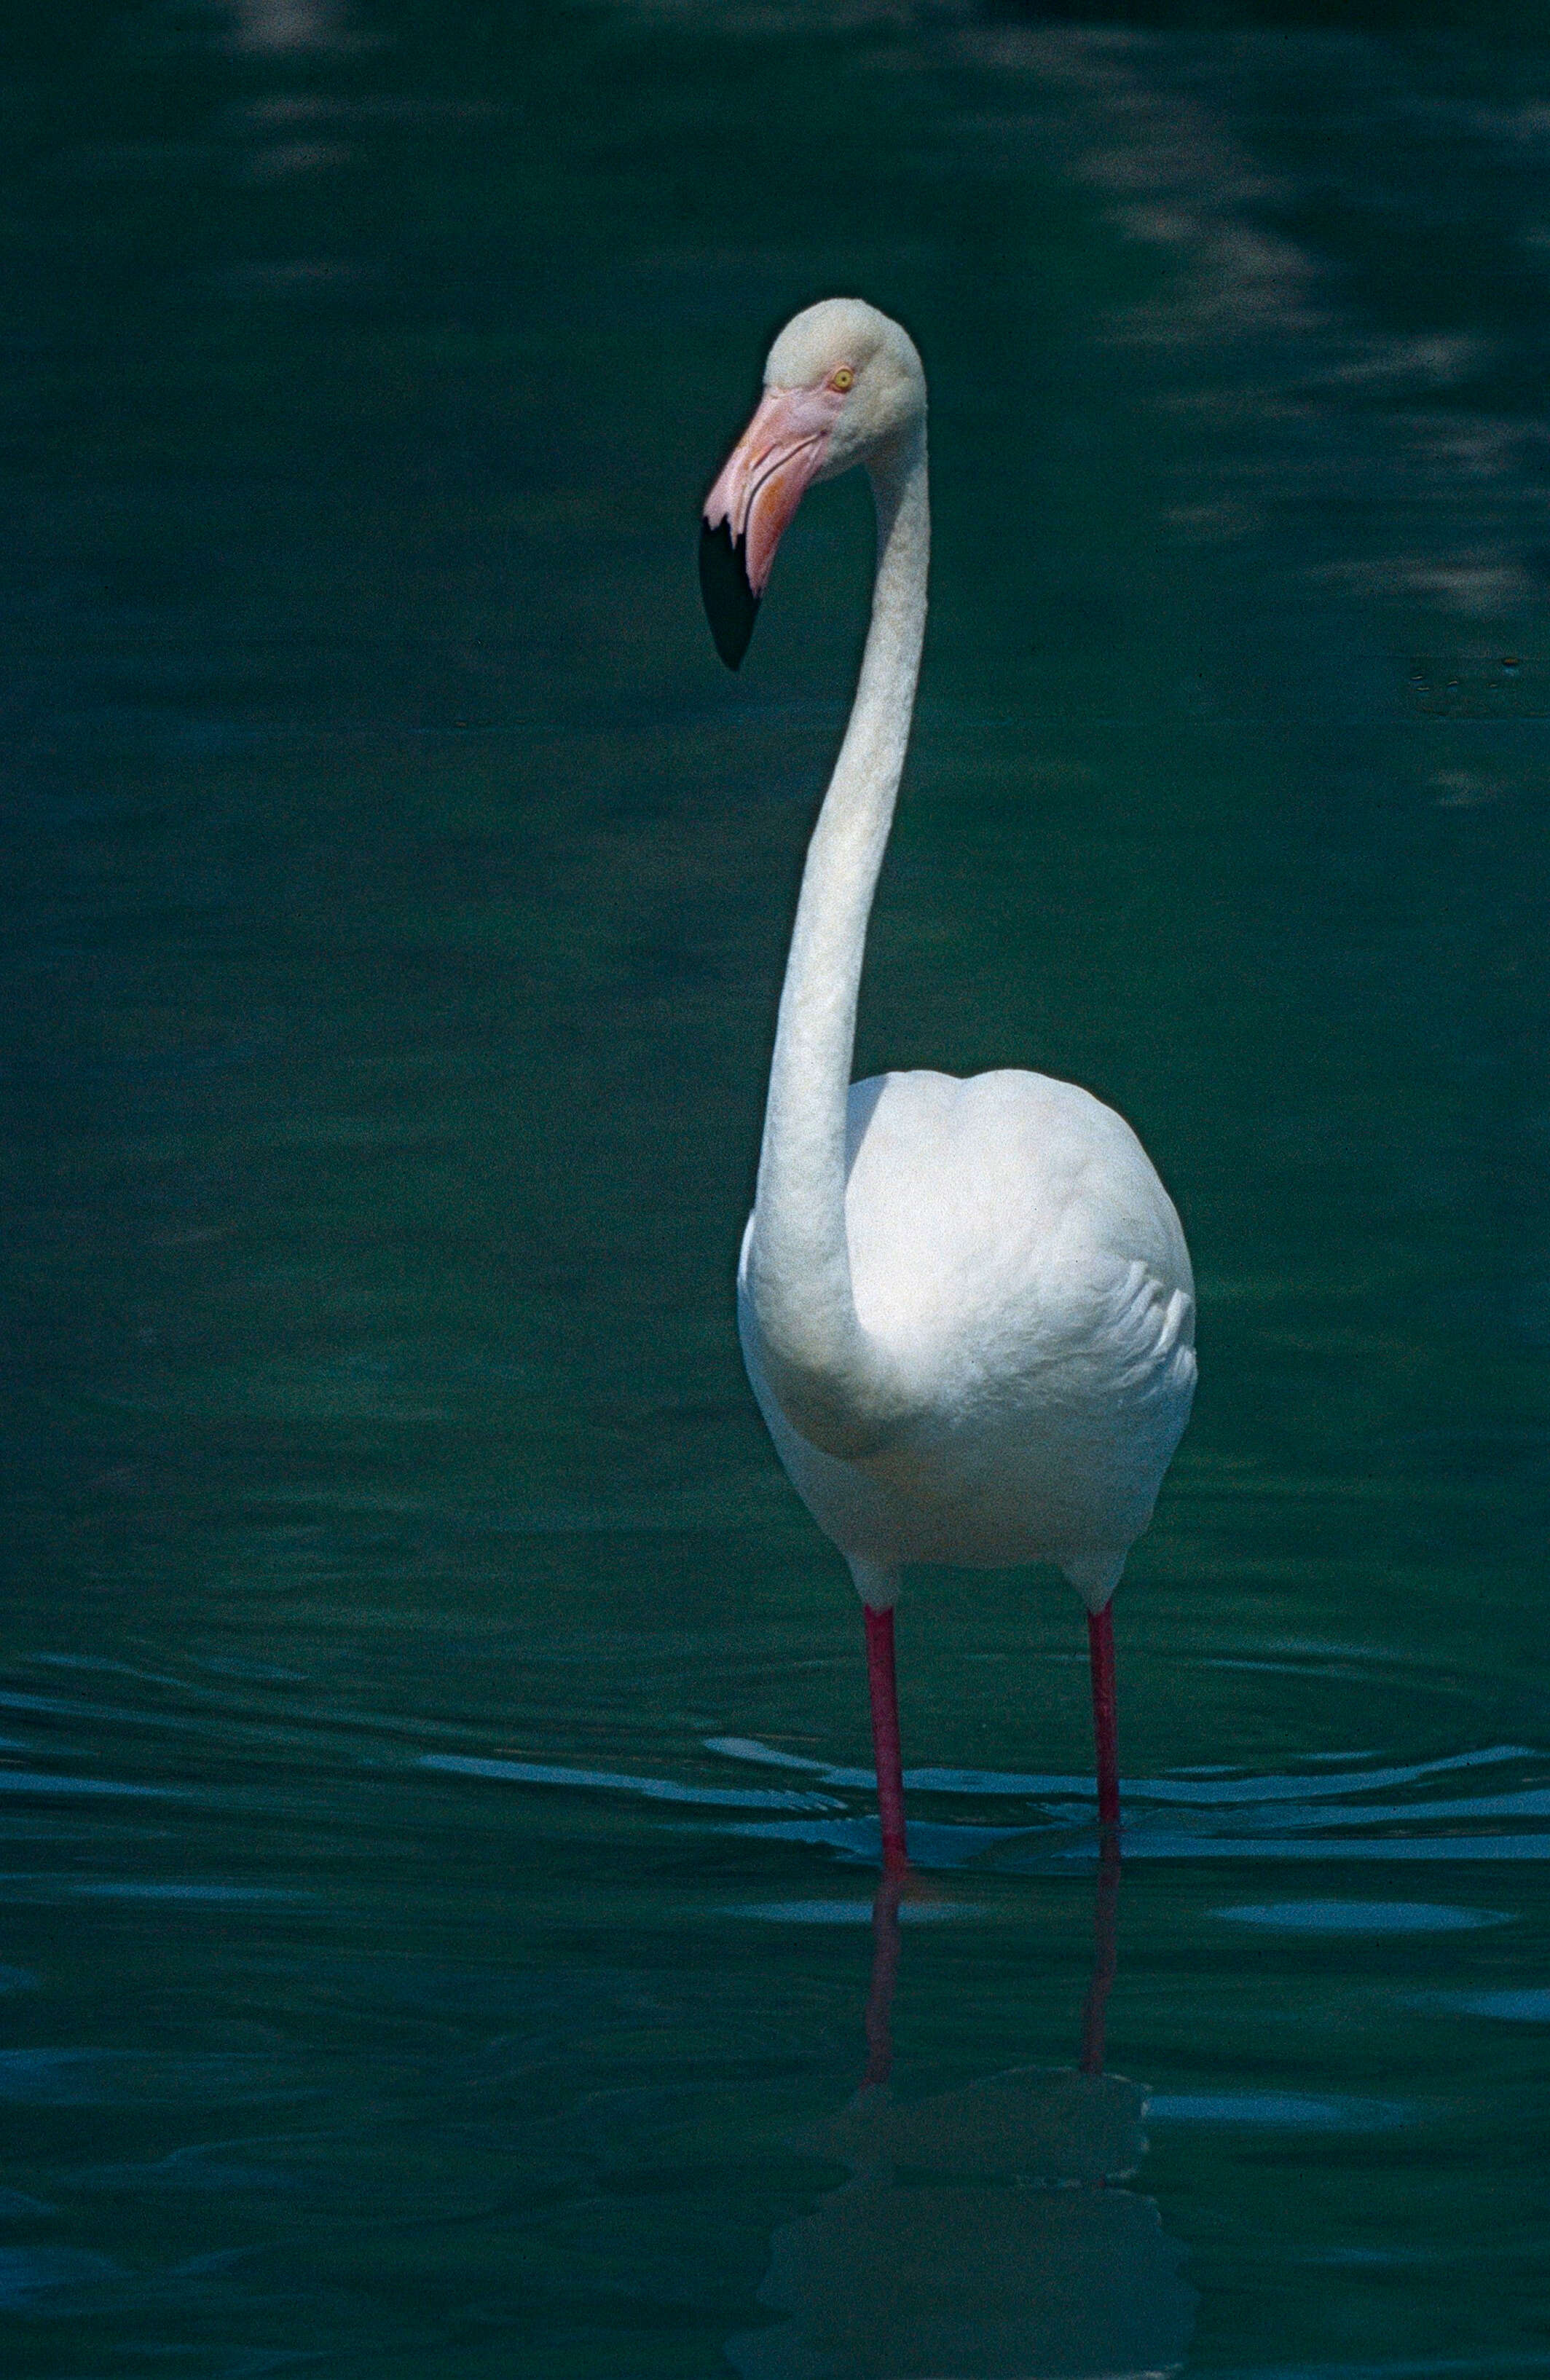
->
[227,0,353,50]
[729,1856,1195,2380]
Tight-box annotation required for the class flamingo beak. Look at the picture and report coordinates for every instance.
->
[699,383,843,669]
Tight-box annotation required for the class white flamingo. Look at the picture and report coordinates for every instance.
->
[700,299,1196,1869]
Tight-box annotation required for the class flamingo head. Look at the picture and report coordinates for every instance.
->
[699,298,927,669]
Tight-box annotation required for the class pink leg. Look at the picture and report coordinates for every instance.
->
[1087,1602,1120,1832]
[864,1604,909,1875]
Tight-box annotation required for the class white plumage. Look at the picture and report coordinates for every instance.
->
[740,1068,1195,1608]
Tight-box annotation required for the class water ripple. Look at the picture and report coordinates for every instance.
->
[419,1751,845,1812]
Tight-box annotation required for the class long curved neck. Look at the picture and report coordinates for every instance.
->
[747,425,929,1458]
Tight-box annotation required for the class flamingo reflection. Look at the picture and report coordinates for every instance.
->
[728,1854,1195,2380]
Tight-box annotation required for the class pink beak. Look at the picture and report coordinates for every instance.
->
[700,382,845,669]
[704,384,842,594]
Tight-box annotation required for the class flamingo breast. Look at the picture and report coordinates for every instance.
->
[739,1068,1195,1585]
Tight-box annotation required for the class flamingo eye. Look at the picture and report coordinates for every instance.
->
[830,367,855,393]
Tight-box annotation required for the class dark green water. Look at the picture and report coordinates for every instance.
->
[5,3,1550,2371]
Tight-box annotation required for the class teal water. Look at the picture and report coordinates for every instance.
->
[5,2,1550,2371]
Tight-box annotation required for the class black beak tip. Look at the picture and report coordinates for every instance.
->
[699,516,760,671]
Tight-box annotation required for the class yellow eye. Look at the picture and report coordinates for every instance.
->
[830,366,855,393]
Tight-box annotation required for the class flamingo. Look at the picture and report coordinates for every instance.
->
[700,299,1196,1872]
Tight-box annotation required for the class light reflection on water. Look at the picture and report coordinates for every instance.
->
[5,0,1550,2371]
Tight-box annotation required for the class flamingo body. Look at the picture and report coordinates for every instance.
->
[739,1066,1195,1604]
[699,297,1195,1858]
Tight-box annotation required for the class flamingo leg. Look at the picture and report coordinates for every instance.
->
[1087,1601,1121,1832]
[864,1604,909,1875]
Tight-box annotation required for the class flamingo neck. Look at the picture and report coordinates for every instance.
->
[747,425,929,1457]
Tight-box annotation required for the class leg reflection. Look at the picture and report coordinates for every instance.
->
[1079,1833,1121,2077]
[728,1848,1195,2380]
[862,1837,1122,2096]
[862,1870,904,2089]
